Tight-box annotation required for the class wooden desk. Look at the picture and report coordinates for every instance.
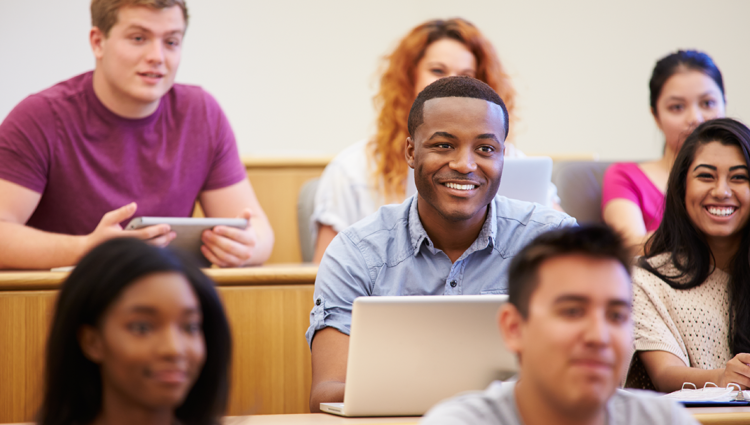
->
[227,410,750,425]
[688,406,750,424]
[0,266,318,423]
[226,415,418,424]
[6,408,750,425]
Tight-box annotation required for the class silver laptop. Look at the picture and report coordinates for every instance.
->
[496,156,553,205]
[320,295,517,417]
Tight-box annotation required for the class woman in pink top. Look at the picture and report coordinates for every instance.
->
[602,50,726,254]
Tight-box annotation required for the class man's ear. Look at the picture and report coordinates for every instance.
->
[90,27,106,60]
[78,325,104,363]
[498,303,524,355]
[405,137,415,169]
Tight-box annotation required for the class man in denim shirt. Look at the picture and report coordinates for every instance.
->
[307,76,576,411]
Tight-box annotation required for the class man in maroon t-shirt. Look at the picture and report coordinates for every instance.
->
[0,0,274,269]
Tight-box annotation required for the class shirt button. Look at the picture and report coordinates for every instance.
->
[450,280,457,288]
[316,298,322,306]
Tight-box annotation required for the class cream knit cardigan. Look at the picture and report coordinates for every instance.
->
[633,253,732,369]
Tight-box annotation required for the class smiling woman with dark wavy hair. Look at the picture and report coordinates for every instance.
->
[37,237,231,425]
[627,118,750,392]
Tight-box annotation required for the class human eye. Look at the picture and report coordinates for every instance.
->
[607,308,631,324]
[667,104,684,113]
[702,99,717,109]
[558,305,585,318]
[183,321,202,335]
[165,37,181,47]
[434,142,452,149]
[731,173,749,182]
[695,171,715,180]
[477,145,495,154]
[430,68,446,76]
[127,321,153,335]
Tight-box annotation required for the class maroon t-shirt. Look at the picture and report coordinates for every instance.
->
[0,71,247,235]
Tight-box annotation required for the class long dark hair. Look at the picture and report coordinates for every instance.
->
[37,238,232,425]
[649,50,725,116]
[640,118,750,355]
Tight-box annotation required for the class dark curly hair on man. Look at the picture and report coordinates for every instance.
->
[407,75,509,138]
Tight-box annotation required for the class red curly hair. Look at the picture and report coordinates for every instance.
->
[369,18,517,201]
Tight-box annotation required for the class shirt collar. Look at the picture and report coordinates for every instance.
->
[408,196,498,257]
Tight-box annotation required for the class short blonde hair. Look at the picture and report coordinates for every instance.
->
[91,0,189,36]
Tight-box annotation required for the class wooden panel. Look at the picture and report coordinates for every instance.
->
[245,167,325,264]
[242,157,332,169]
[0,280,316,423]
[0,291,57,423]
[221,285,314,415]
[0,265,317,291]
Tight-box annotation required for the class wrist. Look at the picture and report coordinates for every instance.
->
[77,233,95,261]
[715,368,726,386]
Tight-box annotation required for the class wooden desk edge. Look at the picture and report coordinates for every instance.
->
[0,266,318,291]
[242,157,333,169]
[691,412,750,425]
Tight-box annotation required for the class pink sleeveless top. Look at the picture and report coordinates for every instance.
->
[601,163,665,232]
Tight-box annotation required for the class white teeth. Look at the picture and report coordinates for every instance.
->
[445,182,476,191]
[707,206,736,217]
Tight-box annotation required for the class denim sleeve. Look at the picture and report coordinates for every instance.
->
[305,231,372,348]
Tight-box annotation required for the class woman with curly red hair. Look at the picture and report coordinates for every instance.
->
[312,18,552,262]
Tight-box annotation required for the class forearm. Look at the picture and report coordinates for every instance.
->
[0,221,88,269]
[650,364,721,393]
[309,380,345,413]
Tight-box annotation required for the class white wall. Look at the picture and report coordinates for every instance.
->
[1,0,749,160]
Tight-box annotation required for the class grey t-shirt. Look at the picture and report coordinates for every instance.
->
[421,381,699,425]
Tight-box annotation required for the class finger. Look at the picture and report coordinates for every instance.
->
[100,202,137,227]
[725,370,750,389]
[201,244,235,268]
[202,233,248,267]
[212,225,255,246]
[124,224,172,241]
[237,208,252,223]
[735,353,750,364]
[203,229,252,262]
[729,359,750,380]
[146,231,176,248]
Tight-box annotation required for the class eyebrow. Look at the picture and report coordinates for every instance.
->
[427,131,458,141]
[128,306,200,315]
[665,91,719,101]
[553,294,631,308]
[694,164,717,171]
[693,164,749,172]
[477,133,500,142]
[124,25,183,36]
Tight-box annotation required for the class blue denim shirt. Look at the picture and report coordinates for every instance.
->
[305,195,577,347]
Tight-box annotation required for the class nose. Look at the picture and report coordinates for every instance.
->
[449,146,477,174]
[145,39,165,65]
[687,105,705,127]
[712,177,732,199]
[157,325,185,358]
[583,312,610,347]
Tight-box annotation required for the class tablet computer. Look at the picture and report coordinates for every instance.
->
[125,217,248,267]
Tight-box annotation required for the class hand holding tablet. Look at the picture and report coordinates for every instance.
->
[126,214,249,267]
[199,208,258,267]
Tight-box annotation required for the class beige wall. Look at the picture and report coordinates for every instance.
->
[1,0,749,161]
